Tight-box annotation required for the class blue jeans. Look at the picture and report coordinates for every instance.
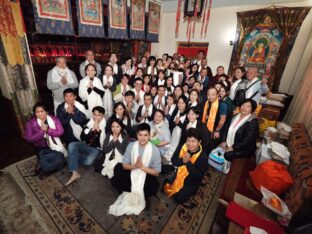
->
[67,142,101,171]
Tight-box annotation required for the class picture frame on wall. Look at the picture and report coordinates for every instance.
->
[184,0,205,17]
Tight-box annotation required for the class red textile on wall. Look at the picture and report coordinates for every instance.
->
[177,42,208,58]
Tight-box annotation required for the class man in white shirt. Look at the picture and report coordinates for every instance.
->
[245,67,261,104]
[47,57,78,114]
[79,50,102,78]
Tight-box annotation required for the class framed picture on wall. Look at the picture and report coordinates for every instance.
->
[184,0,205,17]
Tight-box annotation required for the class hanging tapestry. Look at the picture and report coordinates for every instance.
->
[107,0,127,39]
[238,16,283,87]
[31,0,74,35]
[130,0,145,40]
[228,7,310,91]
[76,0,105,38]
[0,0,39,134]
[147,1,161,42]
[177,42,208,58]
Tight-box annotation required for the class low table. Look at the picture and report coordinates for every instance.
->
[228,192,276,234]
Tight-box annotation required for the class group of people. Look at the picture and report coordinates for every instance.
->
[24,50,265,216]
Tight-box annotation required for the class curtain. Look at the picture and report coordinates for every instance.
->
[284,57,312,139]
[269,7,310,92]
[0,0,38,134]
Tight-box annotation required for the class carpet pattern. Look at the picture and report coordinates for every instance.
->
[4,156,223,233]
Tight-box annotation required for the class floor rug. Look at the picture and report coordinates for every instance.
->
[3,156,223,234]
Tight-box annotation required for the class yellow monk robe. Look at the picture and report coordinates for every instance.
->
[201,99,219,132]
[164,144,202,197]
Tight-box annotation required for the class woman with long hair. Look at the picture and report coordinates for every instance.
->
[100,118,130,179]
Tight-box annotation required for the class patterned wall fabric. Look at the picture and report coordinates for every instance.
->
[146,1,161,42]
[130,0,145,40]
[31,0,75,36]
[107,0,128,39]
[76,0,105,38]
[0,0,38,134]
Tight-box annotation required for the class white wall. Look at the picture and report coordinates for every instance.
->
[151,1,312,94]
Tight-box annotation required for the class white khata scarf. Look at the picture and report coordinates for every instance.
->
[109,141,153,216]
[101,134,123,179]
[147,66,157,75]
[187,119,197,129]
[190,101,198,107]
[151,120,165,140]
[86,117,106,148]
[103,75,114,118]
[51,66,74,85]
[68,101,89,140]
[164,110,186,161]
[140,104,153,123]
[37,115,68,157]
[153,95,166,110]
[157,79,165,86]
[116,114,130,127]
[168,104,176,116]
[79,76,104,114]
[109,62,118,75]
[226,113,251,148]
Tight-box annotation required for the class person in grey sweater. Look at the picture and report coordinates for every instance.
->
[79,50,102,78]
[47,56,78,114]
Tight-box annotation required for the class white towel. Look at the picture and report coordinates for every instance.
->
[37,115,67,157]
[109,141,153,216]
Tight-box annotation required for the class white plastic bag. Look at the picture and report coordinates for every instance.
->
[261,186,292,226]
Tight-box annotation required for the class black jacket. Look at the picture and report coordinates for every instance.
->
[223,115,259,154]
[171,144,208,187]
[169,108,188,132]
[180,120,210,152]
[135,105,157,123]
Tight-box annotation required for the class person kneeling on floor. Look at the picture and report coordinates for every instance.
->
[65,106,106,186]
[164,128,208,203]
[24,102,67,179]
[109,123,161,216]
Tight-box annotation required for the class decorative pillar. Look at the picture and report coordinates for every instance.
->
[0,0,39,135]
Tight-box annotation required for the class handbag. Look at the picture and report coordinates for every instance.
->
[38,148,65,173]
[208,147,231,174]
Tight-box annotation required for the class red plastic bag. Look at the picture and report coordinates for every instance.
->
[249,160,293,195]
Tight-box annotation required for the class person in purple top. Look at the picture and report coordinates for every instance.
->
[24,102,66,177]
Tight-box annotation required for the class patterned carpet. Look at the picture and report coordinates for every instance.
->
[2,156,223,234]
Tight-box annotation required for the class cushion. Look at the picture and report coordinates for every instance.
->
[284,147,312,214]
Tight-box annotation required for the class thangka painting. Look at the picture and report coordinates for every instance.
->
[147,1,161,42]
[76,0,105,37]
[238,16,283,86]
[36,0,70,21]
[109,0,127,29]
[78,0,103,26]
[130,0,145,39]
[131,0,145,31]
[32,0,74,35]
[148,1,160,34]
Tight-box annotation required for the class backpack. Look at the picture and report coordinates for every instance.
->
[233,79,260,106]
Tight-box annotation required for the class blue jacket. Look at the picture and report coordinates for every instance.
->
[56,102,88,143]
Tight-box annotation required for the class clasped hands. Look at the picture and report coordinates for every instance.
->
[220,142,233,152]
[182,152,190,163]
[134,156,144,170]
